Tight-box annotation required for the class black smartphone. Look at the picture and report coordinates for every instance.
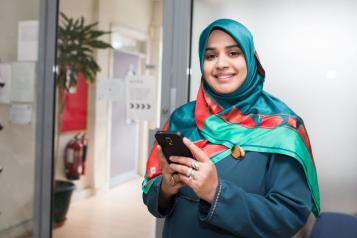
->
[154,131,194,163]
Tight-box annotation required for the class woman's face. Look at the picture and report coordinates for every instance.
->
[203,30,247,94]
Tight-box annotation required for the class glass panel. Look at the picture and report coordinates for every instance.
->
[52,0,163,237]
[0,0,40,237]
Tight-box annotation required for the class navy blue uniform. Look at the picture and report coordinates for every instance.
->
[143,152,312,238]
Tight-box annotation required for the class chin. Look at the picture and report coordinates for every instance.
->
[214,84,237,94]
[214,88,235,94]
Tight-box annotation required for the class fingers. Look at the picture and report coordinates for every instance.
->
[169,156,197,168]
[157,145,172,174]
[169,163,197,179]
[183,137,209,162]
[171,173,185,188]
[176,173,193,186]
[172,173,180,182]
[157,145,167,164]
[169,163,187,175]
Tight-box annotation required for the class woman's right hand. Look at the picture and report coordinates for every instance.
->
[157,145,184,207]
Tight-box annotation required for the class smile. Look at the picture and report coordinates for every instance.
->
[215,74,235,82]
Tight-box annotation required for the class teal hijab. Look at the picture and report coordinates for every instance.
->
[200,19,295,115]
[199,19,262,109]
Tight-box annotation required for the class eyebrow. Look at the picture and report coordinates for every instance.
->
[205,44,241,51]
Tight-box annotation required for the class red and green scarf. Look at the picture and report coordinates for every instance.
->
[142,19,320,216]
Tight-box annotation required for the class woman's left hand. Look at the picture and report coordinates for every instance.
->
[169,137,218,203]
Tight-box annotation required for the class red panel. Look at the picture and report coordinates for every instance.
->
[259,115,284,128]
[221,107,256,128]
[61,73,88,132]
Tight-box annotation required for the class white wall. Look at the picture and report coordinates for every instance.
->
[191,0,357,214]
[0,0,39,62]
[0,0,39,233]
[59,0,98,23]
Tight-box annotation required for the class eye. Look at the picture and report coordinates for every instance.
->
[205,52,217,61]
[229,50,242,57]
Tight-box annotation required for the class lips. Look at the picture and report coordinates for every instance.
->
[215,74,236,82]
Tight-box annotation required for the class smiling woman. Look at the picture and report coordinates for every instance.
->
[142,18,319,238]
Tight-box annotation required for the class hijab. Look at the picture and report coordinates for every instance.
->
[143,19,319,216]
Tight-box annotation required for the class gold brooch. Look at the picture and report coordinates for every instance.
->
[231,146,245,159]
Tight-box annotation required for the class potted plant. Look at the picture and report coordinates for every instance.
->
[56,12,112,131]
[53,12,112,227]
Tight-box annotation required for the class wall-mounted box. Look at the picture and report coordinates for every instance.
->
[10,62,35,102]
[17,21,39,61]
[9,104,32,125]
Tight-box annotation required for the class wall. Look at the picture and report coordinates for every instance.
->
[191,0,357,218]
[0,0,39,62]
[0,0,39,232]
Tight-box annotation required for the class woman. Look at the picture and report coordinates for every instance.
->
[142,19,320,238]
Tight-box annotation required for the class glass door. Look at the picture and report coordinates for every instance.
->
[0,0,57,237]
[51,0,164,237]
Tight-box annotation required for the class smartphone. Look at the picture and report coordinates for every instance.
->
[154,131,194,163]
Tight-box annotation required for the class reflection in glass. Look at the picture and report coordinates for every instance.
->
[0,0,40,237]
[52,0,163,237]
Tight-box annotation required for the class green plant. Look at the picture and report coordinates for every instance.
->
[57,12,112,90]
[56,12,112,122]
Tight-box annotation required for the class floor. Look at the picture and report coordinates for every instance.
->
[53,177,156,238]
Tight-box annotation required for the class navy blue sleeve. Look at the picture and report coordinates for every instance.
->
[142,176,176,218]
[198,154,312,238]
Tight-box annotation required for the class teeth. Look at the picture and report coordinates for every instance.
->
[216,75,233,79]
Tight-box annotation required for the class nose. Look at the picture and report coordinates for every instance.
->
[216,54,229,69]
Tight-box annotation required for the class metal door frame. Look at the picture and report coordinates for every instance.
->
[33,0,58,237]
[160,0,193,124]
[155,0,193,237]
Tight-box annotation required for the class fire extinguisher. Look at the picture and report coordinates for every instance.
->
[64,133,86,180]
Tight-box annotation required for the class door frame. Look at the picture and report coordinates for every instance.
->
[155,0,193,237]
[33,0,58,237]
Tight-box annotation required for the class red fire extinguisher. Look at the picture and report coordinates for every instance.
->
[64,133,87,180]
